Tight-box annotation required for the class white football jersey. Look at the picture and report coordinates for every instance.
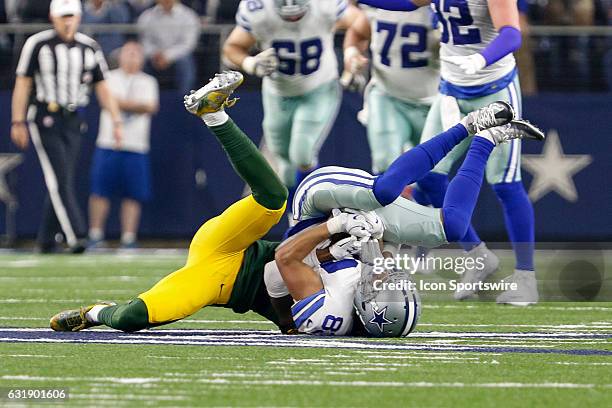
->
[432,0,516,86]
[368,7,439,104]
[291,256,361,336]
[236,0,347,96]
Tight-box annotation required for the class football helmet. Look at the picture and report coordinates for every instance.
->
[274,0,310,21]
[353,240,421,337]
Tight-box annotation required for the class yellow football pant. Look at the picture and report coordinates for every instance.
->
[138,195,285,324]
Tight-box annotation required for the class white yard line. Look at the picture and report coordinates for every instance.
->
[3,375,609,389]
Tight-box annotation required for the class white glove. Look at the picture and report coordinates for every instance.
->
[440,53,486,75]
[342,208,384,240]
[340,70,367,93]
[329,236,362,260]
[242,48,278,77]
[326,209,372,239]
[341,46,368,92]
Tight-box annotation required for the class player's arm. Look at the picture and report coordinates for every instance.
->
[10,75,32,150]
[441,0,521,74]
[275,224,328,300]
[342,11,371,75]
[335,3,364,31]
[222,27,278,77]
[356,0,430,11]
[276,214,373,300]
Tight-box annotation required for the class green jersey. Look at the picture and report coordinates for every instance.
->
[224,239,280,325]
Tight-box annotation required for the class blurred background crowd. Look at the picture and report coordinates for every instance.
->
[0,0,610,94]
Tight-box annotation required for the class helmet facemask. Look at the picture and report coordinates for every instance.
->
[274,0,310,21]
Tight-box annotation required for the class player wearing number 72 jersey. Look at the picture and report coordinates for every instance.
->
[223,0,362,204]
[357,0,537,306]
[343,6,440,175]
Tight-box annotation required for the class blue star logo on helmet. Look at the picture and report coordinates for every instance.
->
[369,306,393,332]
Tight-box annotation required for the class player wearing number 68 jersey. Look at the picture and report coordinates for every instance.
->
[343,6,439,174]
[223,0,362,205]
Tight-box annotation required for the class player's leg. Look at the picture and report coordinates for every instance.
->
[415,95,468,207]
[140,79,290,324]
[290,80,341,190]
[262,85,297,189]
[372,101,514,206]
[294,101,515,221]
[472,78,538,305]
[365,84,409,174]
[442,118,544,243]
[51,72,288,332]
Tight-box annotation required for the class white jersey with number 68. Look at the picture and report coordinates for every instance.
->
[236,0,348,97]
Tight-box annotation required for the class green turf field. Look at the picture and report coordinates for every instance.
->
[0,252,610,407]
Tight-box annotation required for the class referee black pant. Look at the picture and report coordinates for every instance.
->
[28,105,86,249]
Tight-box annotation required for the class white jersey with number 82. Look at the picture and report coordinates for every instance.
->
[291,257,361,336]
[432,0,516,86]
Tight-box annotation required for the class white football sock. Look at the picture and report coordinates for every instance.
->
[201,111,229,127]
[86,305,110,323]
[475,130,496,146]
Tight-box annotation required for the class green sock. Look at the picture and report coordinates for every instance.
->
[98,298,150,332]
[209,119,288,210]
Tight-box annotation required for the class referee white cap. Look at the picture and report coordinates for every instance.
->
[50,0,82,17]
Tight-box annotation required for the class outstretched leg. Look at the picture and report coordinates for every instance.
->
[372,101,514,206]
[51,72,287,333]
[441,137,494,242]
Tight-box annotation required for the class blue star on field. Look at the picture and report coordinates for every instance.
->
[369,307,393,332]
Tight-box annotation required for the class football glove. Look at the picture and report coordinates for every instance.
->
[242,48,279,77]
[329,235,363,260]
[440,53,486,75]
[326,209,372,239]
[341,46,368,92]
[342,208,384,240]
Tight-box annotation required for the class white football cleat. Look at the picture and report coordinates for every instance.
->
[461,101,515,134]
[496,270,539,306]
[481,119,546,145]
[454,243,500,300]
[183,71,244,116]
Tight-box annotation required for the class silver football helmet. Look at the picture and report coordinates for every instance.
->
[353,240,421,337]
[274,0,310,21]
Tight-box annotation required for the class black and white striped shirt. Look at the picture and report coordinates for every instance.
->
[16,29,109,109]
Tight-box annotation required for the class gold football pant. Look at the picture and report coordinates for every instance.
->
[138,195,285,324]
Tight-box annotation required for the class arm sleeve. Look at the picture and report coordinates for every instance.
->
[357,0,418,11]
[480,25,522,66]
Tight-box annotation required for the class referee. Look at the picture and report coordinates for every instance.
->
[10,0,123,253]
